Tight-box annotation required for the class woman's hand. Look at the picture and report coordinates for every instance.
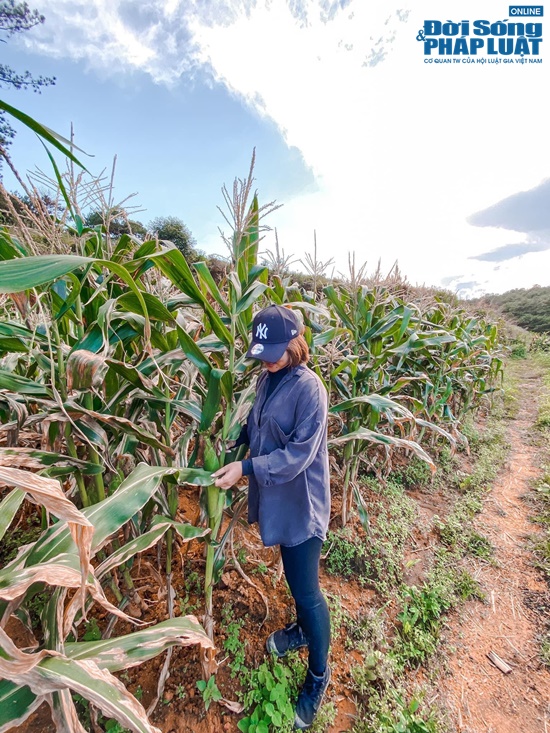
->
[211,461,243,490]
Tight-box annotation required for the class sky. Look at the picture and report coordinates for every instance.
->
[1,0,549,297]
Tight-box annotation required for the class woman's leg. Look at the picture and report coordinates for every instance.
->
[280,537,330,676]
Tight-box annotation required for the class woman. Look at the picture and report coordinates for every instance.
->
[212,304,331,731]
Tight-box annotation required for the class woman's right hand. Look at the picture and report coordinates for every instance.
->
[211,461,243,490]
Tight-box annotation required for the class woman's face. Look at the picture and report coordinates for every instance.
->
[263,350,290,373]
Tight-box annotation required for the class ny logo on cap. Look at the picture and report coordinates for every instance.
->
[256,323,268,340]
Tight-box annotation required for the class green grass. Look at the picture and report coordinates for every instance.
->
[324,478,416,596]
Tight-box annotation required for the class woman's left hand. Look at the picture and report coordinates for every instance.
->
[211,461,243,490]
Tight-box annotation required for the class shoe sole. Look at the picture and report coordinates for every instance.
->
[293,666,331,730]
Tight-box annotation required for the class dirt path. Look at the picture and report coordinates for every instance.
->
[440,360,550,732]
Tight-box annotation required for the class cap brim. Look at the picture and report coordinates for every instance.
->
[246,340,289,362]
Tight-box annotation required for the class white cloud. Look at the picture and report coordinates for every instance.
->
[186,0,549,294]
[17,0,550,294]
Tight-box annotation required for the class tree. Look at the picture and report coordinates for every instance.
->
[85,209,147,239]
[149,215,197,261]
[0,1,56,152]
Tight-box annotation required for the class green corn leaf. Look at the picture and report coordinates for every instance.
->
[329,428,435,472]
[200,368,228,433]
[0,370,50,396]
[177,326,212,380]
[359,313,402,343]
[0,99,88,168]
[0,447,103,476]
[23,464,180,566]
[0,321,43,341]
[117,292,174,322]
[105,359,159,394]
[64,405,174,456]
[0,255,92,293]
[40,142,75,218]
[96,519,209,580]
[330,394,414,420]
[0,488,25,544]
[193,261,230,315]
[312,327,344,348]
[235,280,269,315]
[0,679,42,731]
[149,249,233,345]
[0,231,26,260]
[64,616,213,671]
[0,336,27,353]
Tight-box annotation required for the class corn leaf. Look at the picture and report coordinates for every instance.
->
[329,428,435,472]
[0,679,42,732]
[64,615,213,671]
[0,488,25,543]
[0,370,51,396]
[329,394,414,420]
[0,99,88,168]
[0,255,92,294]
[24,464,178,567]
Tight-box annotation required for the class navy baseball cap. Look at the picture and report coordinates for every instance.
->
[246,305,302,362]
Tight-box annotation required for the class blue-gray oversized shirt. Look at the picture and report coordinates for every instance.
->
[246,364,331,548]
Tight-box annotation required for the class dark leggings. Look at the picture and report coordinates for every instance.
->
[280,537,330,676]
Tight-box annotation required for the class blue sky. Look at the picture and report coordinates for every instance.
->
[2,42,316,258]
[1,0,549,296]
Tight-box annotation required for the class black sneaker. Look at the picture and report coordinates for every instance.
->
[266,622,308,657]
[294,665,331,730]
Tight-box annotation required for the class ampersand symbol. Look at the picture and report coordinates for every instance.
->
[416,29,425,41]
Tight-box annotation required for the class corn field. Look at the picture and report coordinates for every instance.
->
[0,107,504,733]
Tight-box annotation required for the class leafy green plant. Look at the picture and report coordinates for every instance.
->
[196,675,222,711]
[222,606,246,678]
[238,658,297,733]
[376,692,439,733]
[323,528,371,580]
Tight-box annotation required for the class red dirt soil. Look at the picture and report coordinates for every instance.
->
[439,361,550,733]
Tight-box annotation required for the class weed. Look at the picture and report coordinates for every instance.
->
[393,457,433,490]
[178,565,202,614]
[352,686,440,733]
[176,684,186,699]
[104,720,130,733]
[252,562,268,575]
[323,528,370,580]
[466,532,493,559]
[238,657,298,733]
[391,584,451,669]
[0,514,42,566]
[310,701,337,731]
[237,547,248,566]
[376,692,439,733]
[326,592,348,641]
[83,617,102,641]
[222,605,246,678]
[197,676,222,711]
[324,478,416,596]
[540,633,550,666]
[509,341,527,359]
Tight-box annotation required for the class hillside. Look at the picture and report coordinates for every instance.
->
[481,285,550,334]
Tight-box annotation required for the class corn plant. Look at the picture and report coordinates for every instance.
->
[0,463,214,733]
